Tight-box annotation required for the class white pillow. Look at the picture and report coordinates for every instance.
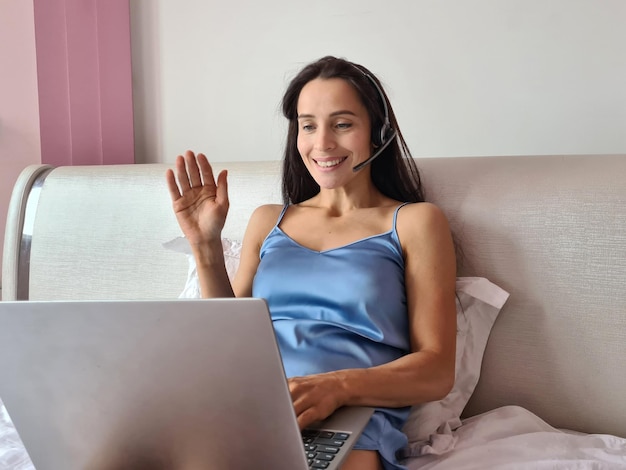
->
[163,238,509,456]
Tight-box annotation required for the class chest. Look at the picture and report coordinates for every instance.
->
[278,206,399,252]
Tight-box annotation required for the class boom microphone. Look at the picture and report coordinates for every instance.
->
[352,130,397,172]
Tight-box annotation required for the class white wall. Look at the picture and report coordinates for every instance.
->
[130,0,626,164]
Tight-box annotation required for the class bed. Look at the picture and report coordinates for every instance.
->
[2,155,626,468]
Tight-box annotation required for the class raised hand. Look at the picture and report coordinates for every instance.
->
[166,151,229,246]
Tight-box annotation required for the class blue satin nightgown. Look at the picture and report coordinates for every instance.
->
[252,204,411,470]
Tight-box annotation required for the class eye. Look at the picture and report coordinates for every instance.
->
[300,123,315,132]
[335,122,352,130]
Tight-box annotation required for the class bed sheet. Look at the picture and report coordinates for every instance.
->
[0,398,33,470]
[404,405,626,470]
[3,398,625,470]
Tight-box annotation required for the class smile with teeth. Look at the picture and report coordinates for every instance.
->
[315,157,347,168]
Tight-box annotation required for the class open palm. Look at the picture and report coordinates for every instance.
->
[166,151,229,246]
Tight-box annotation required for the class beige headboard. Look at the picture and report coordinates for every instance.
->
[3,155,626,437]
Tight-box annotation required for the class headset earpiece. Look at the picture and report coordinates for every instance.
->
[375,120,393,147]
[351,64,395,148]
[350,63,399,172]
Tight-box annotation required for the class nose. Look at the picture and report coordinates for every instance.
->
[314,126,336,151]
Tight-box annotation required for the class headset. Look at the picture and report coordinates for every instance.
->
[351,65,398,172]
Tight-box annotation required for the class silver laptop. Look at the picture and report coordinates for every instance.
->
[0,299,373,469]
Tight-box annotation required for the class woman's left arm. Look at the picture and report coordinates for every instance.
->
[289,203,457,428]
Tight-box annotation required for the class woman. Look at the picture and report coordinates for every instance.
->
[166,56,457,470]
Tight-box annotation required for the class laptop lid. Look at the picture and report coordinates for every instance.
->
[0,299,372,470]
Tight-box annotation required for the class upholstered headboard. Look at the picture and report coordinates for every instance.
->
[3,155,626,437]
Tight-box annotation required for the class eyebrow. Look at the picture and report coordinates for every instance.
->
[297,110,357,119]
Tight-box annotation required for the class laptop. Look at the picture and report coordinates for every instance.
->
[0,298,373,469]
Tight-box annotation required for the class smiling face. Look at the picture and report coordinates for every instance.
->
[296,78,373,190]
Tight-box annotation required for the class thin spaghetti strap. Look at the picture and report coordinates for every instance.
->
[276,204,290,227]
[392,202,410,231]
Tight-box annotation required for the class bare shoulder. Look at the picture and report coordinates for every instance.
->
[248,204,284,229]
[249,203,284,222]
[397,202,451,233]
[396,202,453,252]
[243,204,284,249]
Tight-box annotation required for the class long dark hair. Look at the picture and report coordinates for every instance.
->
[280,56,424,205]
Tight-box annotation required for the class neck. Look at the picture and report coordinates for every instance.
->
[310,186,388,213]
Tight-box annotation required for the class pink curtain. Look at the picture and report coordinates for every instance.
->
[33,0,134,166]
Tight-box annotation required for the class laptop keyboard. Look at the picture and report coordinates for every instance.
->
[302,429,350,469]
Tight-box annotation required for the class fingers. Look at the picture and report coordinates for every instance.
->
[196,153,217,188]
[174,153,192,193]
[296,407,320,430]
[293,395,330,430]
[168,151,222,196]
[216,169,229,208]
[289,376,336,429]
[174,150,212,190]
[165,168,181,201]
[185,150,203,188]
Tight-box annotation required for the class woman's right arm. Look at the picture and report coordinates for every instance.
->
[166,151,279,298]
[166,151,234,298]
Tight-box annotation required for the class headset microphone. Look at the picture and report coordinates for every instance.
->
[351,67,398,172]
[352,130,397,172]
